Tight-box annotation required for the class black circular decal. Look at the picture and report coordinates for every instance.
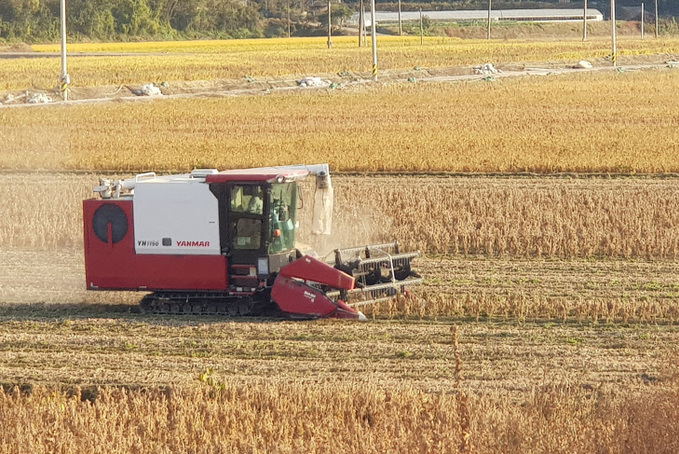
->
[92,203,128,244]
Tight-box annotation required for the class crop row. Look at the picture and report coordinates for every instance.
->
[3,36,679,90]
[4,174,679,260]
[2,70,679,173]
[0,377,677,453]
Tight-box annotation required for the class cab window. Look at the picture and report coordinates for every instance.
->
[233,218,262,250]
[230,185,264,215]
[269,182,297,253]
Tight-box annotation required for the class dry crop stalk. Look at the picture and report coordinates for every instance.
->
[452,326,472,454]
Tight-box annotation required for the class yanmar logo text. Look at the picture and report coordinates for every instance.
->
[177,240,210,247]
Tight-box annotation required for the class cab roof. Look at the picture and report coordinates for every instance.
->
[205,167,309,183]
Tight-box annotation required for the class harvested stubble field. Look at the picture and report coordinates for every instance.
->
[0,304,677,453]
[6,172,679,322]
[3,69,679,173]
[1,173,679,452]
[2,35,679,91]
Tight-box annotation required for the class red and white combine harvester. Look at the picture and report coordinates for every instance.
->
[83,164,422,320]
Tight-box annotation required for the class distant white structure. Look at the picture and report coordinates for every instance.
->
[349,9,604,27]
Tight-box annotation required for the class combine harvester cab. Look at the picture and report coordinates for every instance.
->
[83,164,421,320]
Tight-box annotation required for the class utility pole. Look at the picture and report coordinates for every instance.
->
[655,0,659,38]
[641,3,645,39]
[420,8,424,45]
[487,0,492,40]
[362,1,367,46]
[398,0,402,36]
[370,0,377,80]
[358,0,364,46]
[611,0,617,67]
[287,0,291,38]
[59,0,69,101]
[327,0,332,49]
[582,0,587,42]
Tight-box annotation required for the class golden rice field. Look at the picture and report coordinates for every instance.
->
[0,267,678,454]
[2,69,679,173]
[3,37,679,452]
[0,360,676,453]
[2,35,679,90]
[3,187,679,451]
[0,305,674,454]
[0,275,677,453]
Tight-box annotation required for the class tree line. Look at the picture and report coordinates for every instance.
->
[0,0,357,41]
[1,0,676,42]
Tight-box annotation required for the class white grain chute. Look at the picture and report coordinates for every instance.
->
[312,170,333,235]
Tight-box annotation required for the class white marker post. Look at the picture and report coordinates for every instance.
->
[327,0,332,49]
[398,0,402,36]
[358,0,364,47]
[611,0,617,67]
[583,0,588,42]
[487,0,492,40]
[370,0,377,80]
[362,2,367,46]
[641,3,645,39]
[60,0,69,100]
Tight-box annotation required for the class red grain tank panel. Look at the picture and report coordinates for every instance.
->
[83,199,228,291]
